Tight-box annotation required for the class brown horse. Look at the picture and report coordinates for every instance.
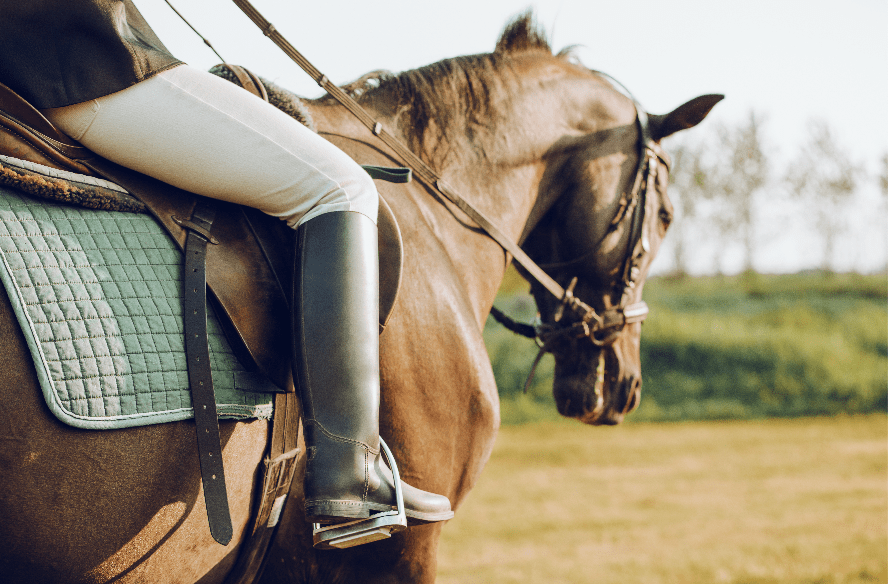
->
[0,15,720,584]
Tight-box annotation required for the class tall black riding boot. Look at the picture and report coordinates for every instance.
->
[293,211,453,525]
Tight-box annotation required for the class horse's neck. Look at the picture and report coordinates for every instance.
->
[307,99,551,324]
[443,166,542,308]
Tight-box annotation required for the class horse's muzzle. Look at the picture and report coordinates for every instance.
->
[591,373,641,426]
[553,346,642,426]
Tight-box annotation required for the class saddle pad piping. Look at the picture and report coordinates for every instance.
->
[0,154,129,193]
[0,188,274,429]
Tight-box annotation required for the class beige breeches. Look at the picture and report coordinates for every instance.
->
[43,64,378,228]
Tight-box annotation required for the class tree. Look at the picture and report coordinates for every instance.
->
[878,153,888,272]
[707,111,771,274]
[785,120,864,273]
[666,137,711,276]
[879,153,888,198]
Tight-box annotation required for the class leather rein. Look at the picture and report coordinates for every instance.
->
[231,0,658,351]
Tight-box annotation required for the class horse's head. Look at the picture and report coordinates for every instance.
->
[520,72,722,425]
[348,14,721,425]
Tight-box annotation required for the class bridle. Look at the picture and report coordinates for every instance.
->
[494,81,667,356]
[498,93,667,390]
[535,116,667,340]
[231,0,662,358]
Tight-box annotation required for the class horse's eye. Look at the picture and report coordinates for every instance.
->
[659,208,673,228]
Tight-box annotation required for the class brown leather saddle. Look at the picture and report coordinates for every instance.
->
[0,78,405,393]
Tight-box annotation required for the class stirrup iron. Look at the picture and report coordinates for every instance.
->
[312,437,408,550]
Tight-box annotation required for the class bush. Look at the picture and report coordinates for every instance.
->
[486,271,887,424]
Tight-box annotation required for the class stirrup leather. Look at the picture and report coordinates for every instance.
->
[312,438,408,549]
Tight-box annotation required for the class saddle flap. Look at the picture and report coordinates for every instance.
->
[377,195,403,329]
[237,194,403,334]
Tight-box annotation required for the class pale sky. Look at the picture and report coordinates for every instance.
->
[138,0,888,274]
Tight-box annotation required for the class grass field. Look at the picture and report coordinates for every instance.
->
[437,415,887,584]
[487,271,887,424]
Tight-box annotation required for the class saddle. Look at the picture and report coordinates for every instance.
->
[0,71,406,581]
[0,80,405,390]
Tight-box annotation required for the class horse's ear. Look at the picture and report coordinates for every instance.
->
[649,94,724,141]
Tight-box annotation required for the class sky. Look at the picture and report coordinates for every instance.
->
[137,0,888,274]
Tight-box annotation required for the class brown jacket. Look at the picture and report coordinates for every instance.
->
[0,0,182,109]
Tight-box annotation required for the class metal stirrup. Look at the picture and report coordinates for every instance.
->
[311,438,408,550]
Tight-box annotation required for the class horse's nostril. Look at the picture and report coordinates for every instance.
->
[623,376,642,413]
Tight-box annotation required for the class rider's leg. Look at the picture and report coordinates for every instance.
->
[42,64,372,227]
[42,64,453,526]
[294,211,453,524]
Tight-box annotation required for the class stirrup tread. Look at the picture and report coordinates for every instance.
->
[306,499,391,521]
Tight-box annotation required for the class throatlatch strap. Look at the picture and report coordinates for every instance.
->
[182,199,233,546]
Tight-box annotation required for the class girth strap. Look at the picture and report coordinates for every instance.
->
[224,393,300,583]
[181,200,233,545]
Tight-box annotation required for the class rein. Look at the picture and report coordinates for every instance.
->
[229,0,654,348]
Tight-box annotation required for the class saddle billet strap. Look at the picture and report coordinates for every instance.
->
[182,199,233,546]
[361,165,411,184]
[223,64,270,102]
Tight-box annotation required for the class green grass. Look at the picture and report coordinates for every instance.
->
[486,271,887,425]
[437,415,887,584]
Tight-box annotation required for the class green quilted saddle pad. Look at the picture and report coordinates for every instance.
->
[0,186,274,429]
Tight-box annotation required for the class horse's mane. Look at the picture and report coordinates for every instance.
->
[340,12,568,165]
